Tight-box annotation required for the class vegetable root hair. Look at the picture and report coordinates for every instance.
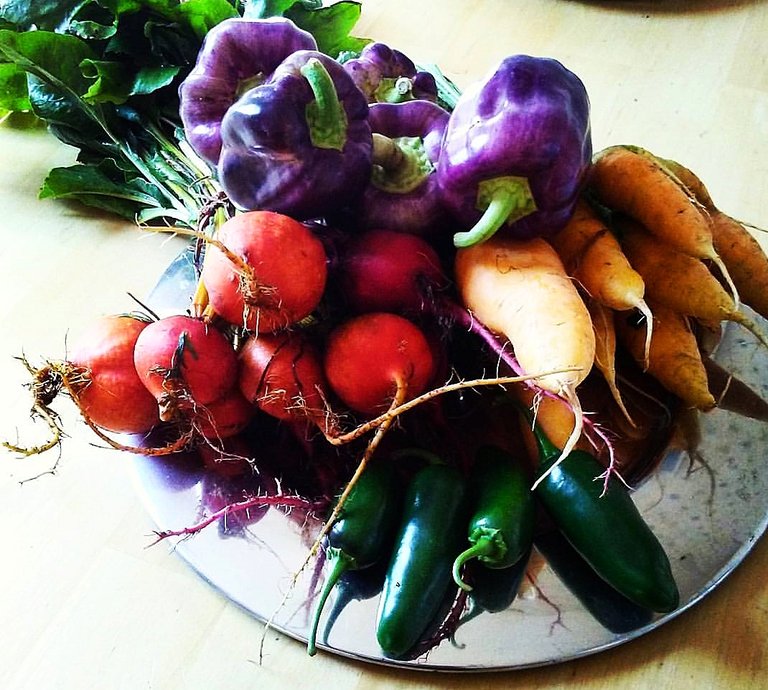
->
[3,355,197,462]
[589,144,741,308]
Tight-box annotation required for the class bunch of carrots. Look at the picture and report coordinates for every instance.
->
[461,143,768,463]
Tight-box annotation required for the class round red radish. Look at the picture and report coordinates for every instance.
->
[323,312,436,416]
[338,229,448,314]
[201,211,328,333]
[239,332,331,429]
[67,314,160,433]
[193,389,254,440]
[133,315,237,421]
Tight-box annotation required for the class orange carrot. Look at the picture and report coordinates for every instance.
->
[589,145,739,304]
[617,218,768,348]
[454,235,595,480]
[657,157,768,320]
[615,302,716,411]
[549,197,653,364]
[587,297,634,426]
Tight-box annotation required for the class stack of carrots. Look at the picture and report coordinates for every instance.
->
[454,144,768,460]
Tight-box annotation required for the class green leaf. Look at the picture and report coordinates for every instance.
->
[39,159,168,219]
[81,59,132,103]
[0,61,30,111]
[286,1,369,58]
[245,0,301,19]
[0,29,108,134]
[173,0,240,39]
[131,64,181,95]
[0,1,90,31]
[80,59,180,103]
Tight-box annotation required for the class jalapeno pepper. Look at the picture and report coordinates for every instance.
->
[307,460,400,656]
[375,462,466,659]
[535,531,654,634]
[529,417,679,613]
[452,445,535,591]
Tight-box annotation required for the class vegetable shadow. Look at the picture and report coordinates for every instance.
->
[576,0,762,13]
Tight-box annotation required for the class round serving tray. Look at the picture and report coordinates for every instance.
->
[130,246,768,671]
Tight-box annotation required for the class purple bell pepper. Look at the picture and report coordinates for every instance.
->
[437,54,592,247]
[359,100,450,236]
[217,50,373,220]
[344,42,438,104]
[178,18,317,166]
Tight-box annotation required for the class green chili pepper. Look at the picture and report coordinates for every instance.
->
[529,418,679,613]
[452,445,535,591]
[375,462,466,659]
[535,531,654,634]
[307,460,400,656]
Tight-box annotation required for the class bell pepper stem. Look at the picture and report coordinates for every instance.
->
[453,176,536,248]
[300,57,348,151]
[307,547,355,656]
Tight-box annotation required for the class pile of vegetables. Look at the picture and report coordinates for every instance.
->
[3,0,768,662]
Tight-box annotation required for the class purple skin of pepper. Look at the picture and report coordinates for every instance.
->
[178,18,317,167]
[344,42,438,103]
[217,50,373,220]
[360,100,450,236]
[437,54,592,246]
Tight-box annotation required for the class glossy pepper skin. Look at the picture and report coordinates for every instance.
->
[217,50,373,219]
[360,100,450,235]
[306,461,400,656]
[218,51,373,219]
[178,18,317,166]
[437,54,592,247]
[530,420,680,613]
[451,445,535,590]
[375,463,466,659]
[343,42,437,104]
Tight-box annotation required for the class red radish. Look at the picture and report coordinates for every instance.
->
[133,314,238,422]
[193,389,254,440]
[338,229,448,314]
[67,314,161,433]
[323,312,436,416]
[201,211,328,332]
[239,332,334,433]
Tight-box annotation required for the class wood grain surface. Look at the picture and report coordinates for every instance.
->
[1,1,766,688]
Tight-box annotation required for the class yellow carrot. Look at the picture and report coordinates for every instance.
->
[589,144,739,305]
[549,197,653,365]
[658,157,768,321]
[617,218,768,348]
[454,235,595,480]
[587,297,634,426]
[615,302,716,411]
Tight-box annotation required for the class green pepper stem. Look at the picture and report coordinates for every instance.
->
[371,133,434,194]
[452,536,498,592]
[300,57,347,151]
[453,176,536,248]
[307,548,355,656]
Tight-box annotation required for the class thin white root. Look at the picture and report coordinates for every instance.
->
[636,298,654,372]
[531,384,583,491]
[712,254,740,311]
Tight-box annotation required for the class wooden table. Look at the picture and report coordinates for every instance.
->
[1,1,766,688]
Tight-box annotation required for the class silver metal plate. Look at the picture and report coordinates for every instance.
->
[130,246,768,671]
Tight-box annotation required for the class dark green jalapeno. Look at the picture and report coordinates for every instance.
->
[530,418,679,613]
[307,460,400,656]
[452,445,535,590]
[535,530,654,634]
[375,462,466,659]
